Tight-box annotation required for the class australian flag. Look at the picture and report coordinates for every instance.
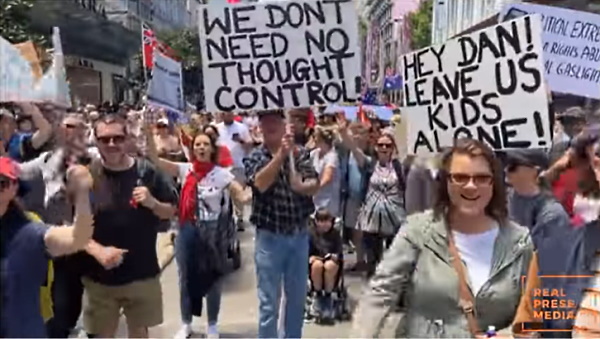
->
[383,74,402,90]
[362,88,378,105]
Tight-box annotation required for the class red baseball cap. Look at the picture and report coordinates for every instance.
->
[0,157,19,180]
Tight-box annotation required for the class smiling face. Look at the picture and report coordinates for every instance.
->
[446,153,494,218]
[375,135,394,162]
[192,134,214,163]
[95,120,127,167]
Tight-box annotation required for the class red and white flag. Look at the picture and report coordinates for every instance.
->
[142,22,156,69]
[142,23,178,69]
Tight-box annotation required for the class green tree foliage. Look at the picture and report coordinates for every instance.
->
[408,0,432,50]
[157,28,202,70]
[0,0,47,45]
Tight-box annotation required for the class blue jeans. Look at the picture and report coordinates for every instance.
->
[176,222,222,325]
[255,228,309,338]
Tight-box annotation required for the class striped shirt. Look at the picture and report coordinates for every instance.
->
[573,251,600,337]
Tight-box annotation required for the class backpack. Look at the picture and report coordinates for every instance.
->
[88,158,150,210]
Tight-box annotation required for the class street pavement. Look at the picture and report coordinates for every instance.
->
[117,227,358,338]
[89,222,401,338]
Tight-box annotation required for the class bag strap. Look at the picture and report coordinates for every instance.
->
[446,231,481,336]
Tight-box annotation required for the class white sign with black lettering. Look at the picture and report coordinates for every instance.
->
[198,0,361,112]
[500,3,600,99]
[401,15,551,155]
[147,51,184,113]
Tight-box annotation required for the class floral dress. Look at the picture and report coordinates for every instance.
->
[356,161,406,236]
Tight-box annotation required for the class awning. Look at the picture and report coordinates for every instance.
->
[28,1,140,66]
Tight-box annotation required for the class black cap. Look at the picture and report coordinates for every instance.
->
[557,106,586,122]
[257,109,285,119]
[505,149,549,170]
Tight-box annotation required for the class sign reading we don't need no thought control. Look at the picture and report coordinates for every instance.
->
[198,0,361,112]
[401,15,551,155]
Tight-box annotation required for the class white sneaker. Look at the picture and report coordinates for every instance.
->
[174,324,192,339]
[206,324,219,339]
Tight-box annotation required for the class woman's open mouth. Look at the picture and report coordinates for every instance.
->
[461,194,480,201]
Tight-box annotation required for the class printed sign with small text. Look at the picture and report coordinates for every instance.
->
[501,3,600,99]
[401,15,551,155]
[198,0,361,112]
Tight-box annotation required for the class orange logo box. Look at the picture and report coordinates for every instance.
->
[520,275,597,333]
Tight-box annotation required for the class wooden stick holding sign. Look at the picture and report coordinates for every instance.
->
[284,109,297,178]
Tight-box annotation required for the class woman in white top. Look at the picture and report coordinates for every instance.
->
[145,126,249,339]
[352,139,533,338]
[310,126,341,217]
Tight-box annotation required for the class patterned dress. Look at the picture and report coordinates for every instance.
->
[356,161,406,236]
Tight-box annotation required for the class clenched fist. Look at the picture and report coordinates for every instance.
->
[66,165,93,192]
[132,186,157,209]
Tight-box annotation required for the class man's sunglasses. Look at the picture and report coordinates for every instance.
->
[97,135,126,145]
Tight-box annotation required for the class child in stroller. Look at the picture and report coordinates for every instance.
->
[307,208,344,322]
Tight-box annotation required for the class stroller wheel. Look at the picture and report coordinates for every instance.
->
[232,240,241,270]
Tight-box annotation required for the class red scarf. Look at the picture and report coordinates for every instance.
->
[179,161,215,225]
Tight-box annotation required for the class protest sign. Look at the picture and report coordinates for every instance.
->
[198,0,361,112]
[401,15,551,155]
[14,41,43,80]
[147,51,185,114]
[1,28,71,107]
[500,3,600,99]
[0,36,37,102]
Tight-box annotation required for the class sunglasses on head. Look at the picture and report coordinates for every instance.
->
[97,135,126,145]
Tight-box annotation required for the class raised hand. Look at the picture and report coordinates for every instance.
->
[66,165,93,192]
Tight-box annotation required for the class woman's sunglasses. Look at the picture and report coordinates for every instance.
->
[448,173,493,186]
[97,135,126,145]
[377,143,393,149]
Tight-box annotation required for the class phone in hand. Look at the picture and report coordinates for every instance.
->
[324,253,332,260]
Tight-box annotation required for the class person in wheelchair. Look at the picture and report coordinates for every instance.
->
[308,208,343,319]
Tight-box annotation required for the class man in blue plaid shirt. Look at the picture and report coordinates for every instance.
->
[244,108,319,339]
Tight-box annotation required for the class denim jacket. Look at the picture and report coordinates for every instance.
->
[352,211,534,338]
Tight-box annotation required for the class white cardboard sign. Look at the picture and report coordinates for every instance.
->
[500,3,600,99]
[400,15,551,155]
[147,51,185,113]
[198,0,361,112]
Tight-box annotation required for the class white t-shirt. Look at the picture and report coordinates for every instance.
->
[310,148,341,217]
[573,195,600,223]
[452,224,499,296]
[176,164,234,221]
[216,121,251,169]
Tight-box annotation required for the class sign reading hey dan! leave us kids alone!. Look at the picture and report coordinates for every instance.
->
[198,0,361,112]
[401,15,551,155]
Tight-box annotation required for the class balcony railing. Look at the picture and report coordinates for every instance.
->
[73,0,107,18]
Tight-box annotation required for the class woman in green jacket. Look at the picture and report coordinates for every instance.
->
[352,139,534,338]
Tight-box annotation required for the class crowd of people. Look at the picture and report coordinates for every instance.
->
[0,100,599,338]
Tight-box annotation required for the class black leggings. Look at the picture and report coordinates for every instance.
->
[46,256,84,338]
[363,232,386,277]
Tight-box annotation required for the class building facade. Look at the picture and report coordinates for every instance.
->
[28,0,200,106]
[363,0,422,89]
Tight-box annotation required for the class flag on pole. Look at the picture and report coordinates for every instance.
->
[142,23,178,69]
[142,23,156,69]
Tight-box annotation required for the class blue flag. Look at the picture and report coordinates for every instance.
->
[383,75,402,90]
